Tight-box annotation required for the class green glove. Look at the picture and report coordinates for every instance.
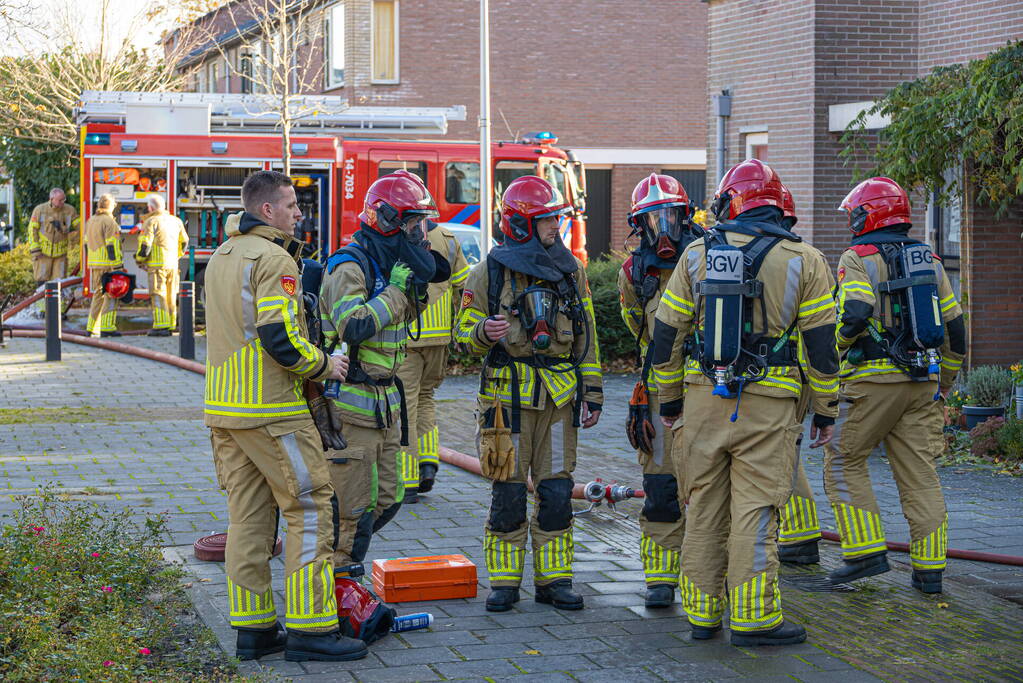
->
[389,262,413,292]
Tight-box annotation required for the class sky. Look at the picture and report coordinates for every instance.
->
[9,0,175,54]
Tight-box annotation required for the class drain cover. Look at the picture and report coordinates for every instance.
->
[781,573,856,592]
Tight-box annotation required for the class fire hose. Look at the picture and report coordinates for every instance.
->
[8,330,1023,567]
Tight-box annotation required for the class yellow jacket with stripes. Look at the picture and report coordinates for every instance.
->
[653,230,840,418]
[835,244,963,387]
[203,219,330,429]
[618,263,676,394]
[408,223,471,348]
[83,209,122,268]
[454,256,603,411]
[29,201,78,258]
[137,210,188,269]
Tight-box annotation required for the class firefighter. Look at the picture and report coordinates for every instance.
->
[825,177,965,593]
[618,174,703,607]
[204,171,366,662]
[455,175,603,613]
[652,159,839,646]
[28,188,78,284]
[136,194,188,336]
[319,171,448,571]
[83,193,123,337]
[776,186,827,565]
[396,215,471,502]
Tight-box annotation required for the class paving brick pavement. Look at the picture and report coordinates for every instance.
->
[3,337,1023,681]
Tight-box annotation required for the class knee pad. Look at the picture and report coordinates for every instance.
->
[488,482,528,533]
[642,474,682,523]
[372,502,401,533]
[350,510,375,562]
[536,478,574,532]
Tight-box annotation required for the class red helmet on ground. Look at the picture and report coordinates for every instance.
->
[711,159,784,221]
[781,185,797,227]
[359,171,438,237]
[839,177,911,235]
[628,173,692,258]
[499,175,571,243]
[335,577,394,644]
[101,271,135,303]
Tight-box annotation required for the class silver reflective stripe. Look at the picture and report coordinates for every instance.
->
[287,613,334,624]
[752,507,771,573]
[204,402,307,415]
[550,419,564,474]
[364,327,407,344]
[367,296,392,328]
[279,432,320,567]
[687,250,702,309]
[651,411,665,467]
[829,422,852,503]
[241,261,256,340]
[781,256,803,326]
[863,259,879,290]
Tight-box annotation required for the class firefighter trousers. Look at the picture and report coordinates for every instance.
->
[396,344,447,490]
[482,399,578,589]
[33,254,67,284]
[679,389,801,633]
[329,419,403,567]
[210,421,339,633]
[639,393,686,588]
[149,267,179,330]
[824,381,948,571]
[87,266,118,335]
[779,391,822,547]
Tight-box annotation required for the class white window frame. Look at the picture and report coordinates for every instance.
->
[326,2,345,89]
[370,0,399,84]
[745,132,768,160]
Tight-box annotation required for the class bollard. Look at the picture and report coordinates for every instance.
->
[45,280,61,361]
[179,281,195,360]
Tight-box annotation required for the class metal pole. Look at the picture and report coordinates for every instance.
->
[179,281,195,361]
[712,91,732,181]
[479,0,492,257]
[45,280,61,361]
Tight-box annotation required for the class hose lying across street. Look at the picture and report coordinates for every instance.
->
[8,325,1023,568]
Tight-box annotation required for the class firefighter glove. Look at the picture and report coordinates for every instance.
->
[479,399,515,481]
[309,395,348,451]
[389,262,414,293]
[626,381,656,464]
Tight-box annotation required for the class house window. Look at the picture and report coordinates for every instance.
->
[327,3,345,88]
[207,61,219,93]
[371,0,398,83]
[745,132,768,161]
[445,162,480,204]
[929,166,962,297]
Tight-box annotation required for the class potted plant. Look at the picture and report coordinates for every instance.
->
[1011,361,1023,420]
[962,365,1013,430]
[943,388,968,430]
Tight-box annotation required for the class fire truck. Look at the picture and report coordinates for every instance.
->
[75,91,588,297]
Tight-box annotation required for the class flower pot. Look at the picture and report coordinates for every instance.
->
[962,405,1006,431]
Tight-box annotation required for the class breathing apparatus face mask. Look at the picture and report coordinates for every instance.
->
[847,205,869,234]
[637,205,687,259]
[516,285,559,350]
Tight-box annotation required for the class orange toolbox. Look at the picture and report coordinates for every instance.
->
[371,554,478,603]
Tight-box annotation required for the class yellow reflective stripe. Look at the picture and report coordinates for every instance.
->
[661,288,694,314]
[808,375,839,392]
[450,265,470,286]
[680,574,723,627]
[485,531,525,583]
[227,577,277,627]
[799,293,834,318]
[940,295,958,313]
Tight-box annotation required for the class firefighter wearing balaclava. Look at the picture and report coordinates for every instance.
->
[775,185,829,566]
[824,177,965,594]
[319,171,450,574]
[617,174,703,607]
[652,159,839,647]
[455,175,602,613]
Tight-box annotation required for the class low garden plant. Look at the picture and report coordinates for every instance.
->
[965,365,1012,407]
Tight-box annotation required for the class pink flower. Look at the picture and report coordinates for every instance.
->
[33,566,41,571]
[90,552,101,558]
[102,660,113,667]
[100,586,113,593]
[138,648,151,655]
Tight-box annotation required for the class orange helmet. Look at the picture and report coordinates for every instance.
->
[499,175,571,243]
[359,171,438,237]
[839,177,911,235]
[781,185,797,227]
[628,173,693,258]
[711,159,784,221]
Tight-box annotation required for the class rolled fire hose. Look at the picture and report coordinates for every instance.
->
[9,329,1023,568]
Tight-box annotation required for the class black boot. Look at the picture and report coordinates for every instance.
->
[100,330,122,338]
[911,569,943,594]
[404,487,419,504]
[236,622,287,660]
[485,587,520,612]
[147,328,171,337]
[284,629,368,662]
[731,620,807,647]
[418,463,438,493]
[535,579,584,610]
[645,584,674,608]
[829,553,890,584]
[690,623,722,640]
[779,539,820,565]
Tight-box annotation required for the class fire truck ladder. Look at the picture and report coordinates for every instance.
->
[75,91,467,136]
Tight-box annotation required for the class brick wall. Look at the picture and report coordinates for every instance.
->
[918,0,1023,74]
[609,165,659,253]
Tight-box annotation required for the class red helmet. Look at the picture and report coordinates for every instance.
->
[711,159,784,221]
[781,185,797,227]
[628,174,692,258]
[101,271,135,303]
[839,177,911,235]
[335,577,394,644]
[499,175,571,243]
[360,171,438,237]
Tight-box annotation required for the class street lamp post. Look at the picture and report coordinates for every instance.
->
[479,0,492,257]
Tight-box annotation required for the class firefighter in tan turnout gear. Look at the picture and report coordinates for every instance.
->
[455,175,603,613]
[617,174,704,607]
[204,171,366,663]
[653,159,839,646]
[319,170,449,572]
[29,188,78,283]
[396,214,471,502]
[136,194,188,336]
[82,193,123,337]
[825,177,965,594]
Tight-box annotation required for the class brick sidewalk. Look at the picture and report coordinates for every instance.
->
[3,337,1023,681]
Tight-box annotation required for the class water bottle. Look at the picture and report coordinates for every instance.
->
[323,343,348,400]
[391,612,433,633]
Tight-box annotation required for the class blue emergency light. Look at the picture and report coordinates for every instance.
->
[84,133,110,146]
[522,131,558,146]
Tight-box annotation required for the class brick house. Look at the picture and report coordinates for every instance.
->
[704,0,1023,366]
[165,0,709,259]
